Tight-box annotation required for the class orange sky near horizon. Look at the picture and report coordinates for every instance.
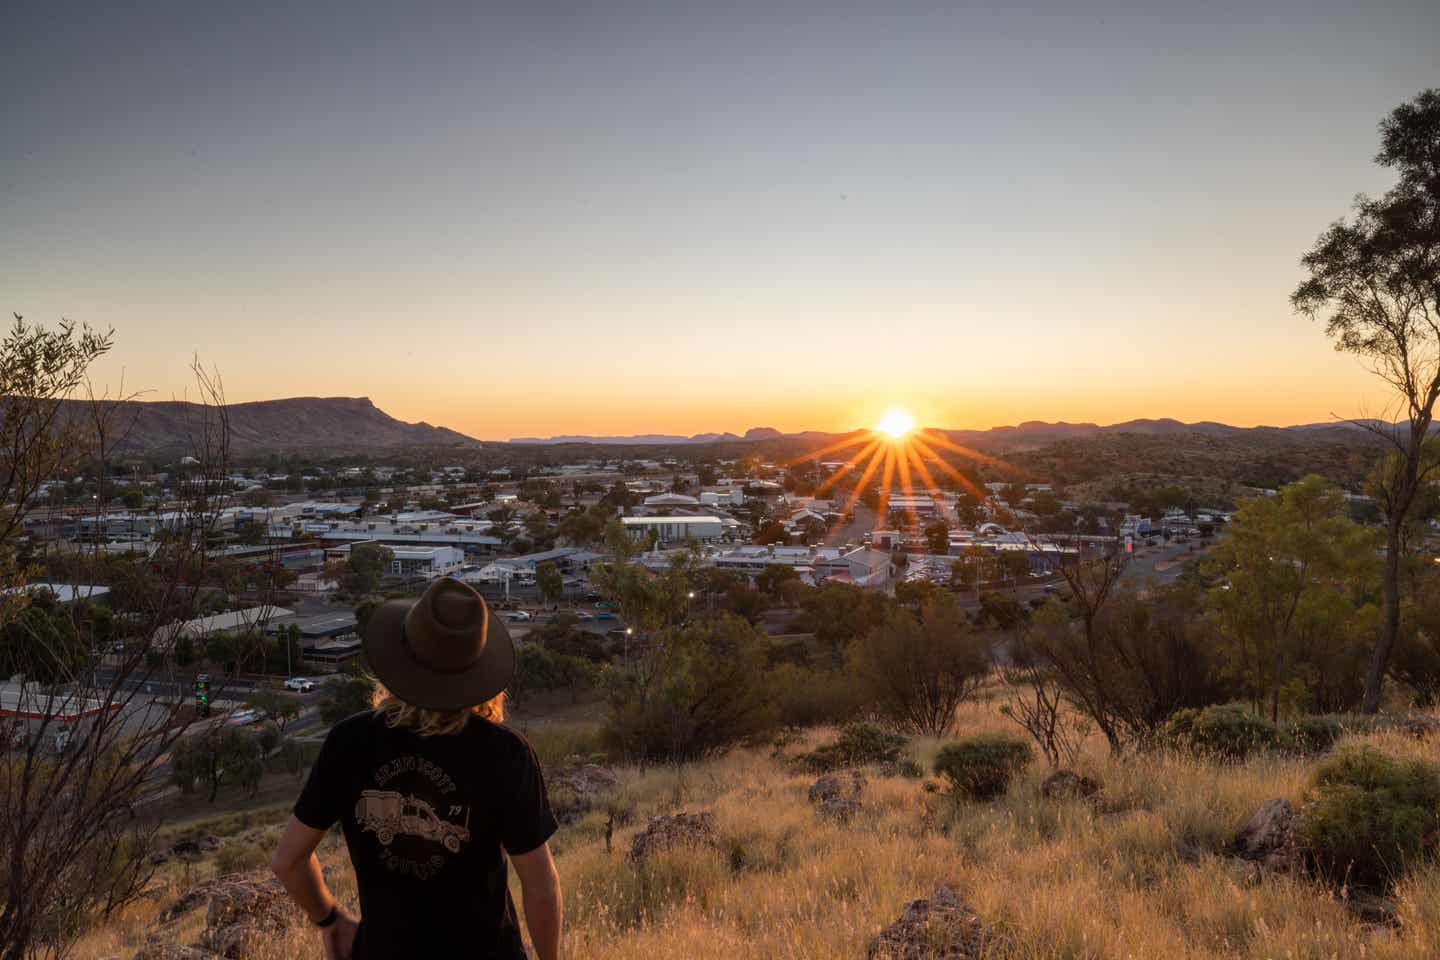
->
[7,3,1433,443]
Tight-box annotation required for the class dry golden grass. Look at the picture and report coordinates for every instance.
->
[69,698,1440,959]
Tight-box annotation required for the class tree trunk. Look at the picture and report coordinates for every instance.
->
[1362,518,1404,714]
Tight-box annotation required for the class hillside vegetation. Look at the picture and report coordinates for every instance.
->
[74,696,1440,960]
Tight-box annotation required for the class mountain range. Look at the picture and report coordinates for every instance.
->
[69,395,1428,459]
[510,417,1419,449]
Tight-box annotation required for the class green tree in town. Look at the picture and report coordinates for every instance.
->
[171,726,266,803]
[1292,89,1440,713]
[535,560,563,605]
[923,520,950,555]
[343,542,394,595]
[1205,476,1380,720]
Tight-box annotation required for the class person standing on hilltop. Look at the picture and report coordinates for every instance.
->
[270,577,562,960]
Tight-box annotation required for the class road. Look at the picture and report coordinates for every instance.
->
[1121,540,1210,590]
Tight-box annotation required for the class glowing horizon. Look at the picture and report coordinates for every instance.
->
[4,4,1431,442]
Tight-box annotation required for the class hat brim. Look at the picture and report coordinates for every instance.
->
[363,598,516,711]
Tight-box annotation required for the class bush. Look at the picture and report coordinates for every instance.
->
[1164,705,1280,760]
[1285,714,1380,753]
[798,722,908,771]
[1299,745,1440,889]
[933,735,1032,801]
[770,665,870,727]
[213,841,269,874]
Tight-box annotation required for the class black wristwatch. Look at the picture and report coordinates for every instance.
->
[314,905,339,928]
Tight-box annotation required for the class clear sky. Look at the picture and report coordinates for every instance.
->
[2,1,1436,441]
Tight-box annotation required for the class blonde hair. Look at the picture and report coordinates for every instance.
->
[372,683,505,737]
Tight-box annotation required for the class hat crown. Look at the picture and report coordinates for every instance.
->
[403,578,489,675]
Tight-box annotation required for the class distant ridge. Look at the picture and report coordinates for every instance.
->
[506,417,1427,447]
[64,396,479,455]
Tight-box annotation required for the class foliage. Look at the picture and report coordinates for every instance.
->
[514,643,600,704]
[536,560,564,604]
[171,726,266,803]
[320,662,376,723]
[1291,89,1440,714]
[601,614,776,762]
[1299,745,1440,889]
[769,665,870,728]
[793,582,889,658]
[1394,568,1440,706]
[245,689,301,729]
[933,735,1033,801]
[1022,579,1227,754]
[342,542,394,595]
[797,722,909,772]
[1205,476,1379,720]
[846,596,990,736]
[1163,705,1281,760]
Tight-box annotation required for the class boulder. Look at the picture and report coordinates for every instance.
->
[160,874,256,922]
[1231,798,1300,872]
[1040,770,1102,803]
[558,763,620,796]
[549,763,622,825]
[198,876,295,959]
[628,812,718,864]
[867,884,987,959]
[808,769,866,806]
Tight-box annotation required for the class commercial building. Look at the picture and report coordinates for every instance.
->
[620,515,736,544]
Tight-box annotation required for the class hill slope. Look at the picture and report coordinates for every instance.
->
[71,396,479,456]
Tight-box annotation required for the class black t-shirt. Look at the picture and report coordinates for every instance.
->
[294,711,557,960]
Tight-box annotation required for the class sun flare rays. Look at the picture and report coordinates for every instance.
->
[793,409,1020,544]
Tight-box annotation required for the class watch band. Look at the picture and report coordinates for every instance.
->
[314,905,339,928]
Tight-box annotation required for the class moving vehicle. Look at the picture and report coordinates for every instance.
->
[354,789,470,853]
[501,610,532,622]
[284,677,317,693]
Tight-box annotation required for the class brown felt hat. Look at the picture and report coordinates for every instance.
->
[363,577,515,711]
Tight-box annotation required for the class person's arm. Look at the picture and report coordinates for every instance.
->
[509,842,562,960]
[271,817,359,960]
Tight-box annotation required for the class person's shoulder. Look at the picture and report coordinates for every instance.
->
[466,718,538,761]
[325,710,379,744]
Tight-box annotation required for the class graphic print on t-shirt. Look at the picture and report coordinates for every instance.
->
[355,754,471,879]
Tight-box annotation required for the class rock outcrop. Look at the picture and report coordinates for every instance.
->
[199,876,294,959]
[867,884,988,959]
[628,812,718,864]
[809,769,865,822]
[1040,770,1102,803]
[1230,798,1300,872]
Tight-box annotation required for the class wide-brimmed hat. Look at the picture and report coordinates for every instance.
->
[363,577,515,711]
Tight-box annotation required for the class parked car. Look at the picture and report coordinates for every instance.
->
[595,611,617,620]
[574,611,594,621]
[284,677,317,693]
[225,709,263,726]
[594,601,618,610]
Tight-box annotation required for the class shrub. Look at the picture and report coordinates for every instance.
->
[1164,705,1280,760]
[213,841,269,875]
[770,665,869,727]
[933,735,1032,801]
[798,722,908,771]
[1298,745,1440,889]
[1285,714,1379,753]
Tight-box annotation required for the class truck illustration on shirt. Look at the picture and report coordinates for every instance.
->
[355,789,471,853]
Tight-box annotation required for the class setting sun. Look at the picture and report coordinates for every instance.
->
[876,407,916,438]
